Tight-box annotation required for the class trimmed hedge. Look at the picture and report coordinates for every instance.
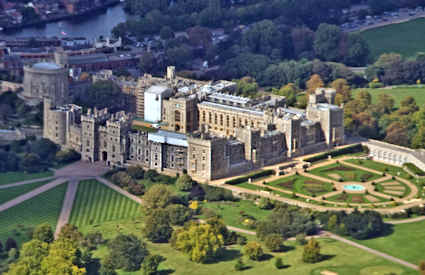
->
[304,144,364,163]
[225,170,275,185]
[404,163,425,176]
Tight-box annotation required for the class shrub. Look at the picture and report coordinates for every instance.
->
[128,183,146,195]
[111,171,136,188]
[166,204,192,226]
[368,81,384,89]
[176,174,193,191]
[243,242,264,261]
[127,166,145,179]
[302,239,321,263]
[55,149,80,164]
[234,258,245,271]
[225,170,274,185]
[274,257,284,269]
[258,198,274,210]
[143,209,173,243]
[236,235,247,245]
[202,184,235,201]
[264,234,285,252]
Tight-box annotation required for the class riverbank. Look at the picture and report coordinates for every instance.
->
[2,0,121,33]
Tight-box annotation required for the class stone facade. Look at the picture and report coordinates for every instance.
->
[43,68,345,181]
[23,62,69,106]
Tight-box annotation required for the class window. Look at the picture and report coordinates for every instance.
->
[214,113,217,124]
[209,112,212,123]
[233,117,236,127]
[175,110,181,122]
[226,115,230,127]
[220,114,223,126]
[202,111,206,122]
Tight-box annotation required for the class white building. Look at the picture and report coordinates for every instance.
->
[144,85,172,123]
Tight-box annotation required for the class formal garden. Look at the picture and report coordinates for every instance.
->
[308,162,381,183]
[266,175,334,196]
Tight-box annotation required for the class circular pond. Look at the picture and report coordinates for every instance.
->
[343,184,365,191]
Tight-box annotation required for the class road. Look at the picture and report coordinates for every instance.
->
[55,179,79,238]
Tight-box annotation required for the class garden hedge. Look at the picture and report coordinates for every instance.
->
[225,170,274,185]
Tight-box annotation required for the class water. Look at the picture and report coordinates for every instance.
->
[0,4,130,40]
[343,184,365,191]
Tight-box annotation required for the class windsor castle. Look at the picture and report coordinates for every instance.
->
[43,66,344,181]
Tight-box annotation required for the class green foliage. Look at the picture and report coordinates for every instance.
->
[32,223,54,244]
[143,209,173,243]
[142,255,166,275]
[55,149,81,164]
[304,144,364,163]
[6,239,49,275]
[258,198,274,210]
[143,184,175,212]
[264,234,285,252]
[176,174,193,191]
[81,232,105,251]
[243,241,264,261]
[234,258,245,271]
[302,239,321,263]
[173,222,224,263]
[107,234,149,271]
[166,204,192,226]
[127,166,145,180]
[225,170,274,185]
[274,257,284,269]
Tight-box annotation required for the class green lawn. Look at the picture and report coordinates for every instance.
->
[360,17,425,60]
[0,182,67,245]
[0,171,53,185]
[200,200,271,230]
[309,163,381,183]
[327,192,388,204]
[78,218,415,275]
[0,180,51,204]
[345,159,411,180]
[268,175,334,196]
[356,219,425,265]
[375,179,411,198]
[353,87,425,108]
[69,180,142,228]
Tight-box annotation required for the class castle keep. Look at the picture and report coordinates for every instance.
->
[43,68,344,181]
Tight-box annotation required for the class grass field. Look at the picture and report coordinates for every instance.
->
[69,180,142,228]
[360,18,425,60]
[309,163,381,183]
[0,171,53,185]
[0,180,51,204]
[0,182,67,245]
[268,175,334,196]
[345,159,411,180]
[353,86,425,108]
[356,219,425,265]
[200,200,271,230]
[78,218,416,275]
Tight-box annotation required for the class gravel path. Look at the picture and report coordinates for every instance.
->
[0,176,56,189]
[55,179,79,238]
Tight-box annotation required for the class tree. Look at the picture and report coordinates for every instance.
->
[274,257,284,269]
[235,77,259,98]
[108,234,149,271]
[41,238,86,275]
[143,209,173,243]
[242,20,284,57]
[314,24,342,62]
[21,153,45,173]
[419,260,425,275]
[99,255,117,275]
[187,26,212,48]
[264,234,285,252]
[234,258,245,271]
[6,240,49,275]
[127,166,145,179]
[139,52,157,74]
[176,174,193,191]
[5,238,17,251]
[174,222,224,263]
[142,255,165,275]
[302,238,321,263]
[327,215,338,232]
[243,242,264,261]
[160,26,174,40]
[273,83,298,106]
[143,184,175,212]
[55,149,80,164]
[166,45,193,69]
[82,232,106,251]
[33,223,54,243]
[385,122,410,147]
[376,94,395,114]
[111,172,136,188]
[58,224,83,245]
[306,74,324,94]
[74,80,126,112]
[330,79,351,103]
[166,204,192,226]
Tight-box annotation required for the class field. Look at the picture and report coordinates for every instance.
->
[352,87,425,108]
[268,175,334,196]
[200,200,271,230]
[78,218,416,275]
[0,171,53,185]
[309,163,381,182]
[360,18,425,60]
[345,159,410,179]
[0,180,51,204]
[0,182,67,245]
[69,180,141,228]
[356,220,425,265]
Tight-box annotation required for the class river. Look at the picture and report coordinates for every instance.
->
[0,4,130,40]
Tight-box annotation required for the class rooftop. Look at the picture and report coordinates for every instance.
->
[32,62,61,70]
[148,130,188,147]
[145,85,171,95]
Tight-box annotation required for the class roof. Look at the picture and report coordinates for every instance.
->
[32,62,61,70]
[145,85,171,95]
[148,130,188,147]
[316,103,340,111]
[199,101,264,116]
[68,54,108,65]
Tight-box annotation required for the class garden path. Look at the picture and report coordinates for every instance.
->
[55,179,79,238]
[0,176,56,189]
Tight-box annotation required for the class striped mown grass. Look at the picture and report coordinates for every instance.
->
[0,181,52,204]
[69,180,141,227]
